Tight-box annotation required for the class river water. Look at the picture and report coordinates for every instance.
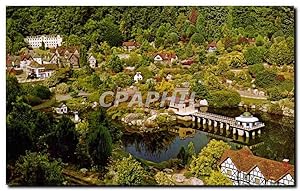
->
[121,108,295,164]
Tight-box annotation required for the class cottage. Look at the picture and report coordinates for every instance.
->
[68,54,80,69]
[122,41,140,51]
[88,55,97,68]
[25,35,63,49]
[207,42,217,52]
[219,147,294,186]
[26,61,57,79]
[133,72,143,83]
[180,59,194,67]
[154,53,178,63]
[55,103,68,114]
[49,46,80,68]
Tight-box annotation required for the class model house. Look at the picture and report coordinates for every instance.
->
[88,55,97,68]
[219,147,294,186]
[154,53,178,63]
[25,35,63,49]
[122,41,140,51]
[55,103,68,114]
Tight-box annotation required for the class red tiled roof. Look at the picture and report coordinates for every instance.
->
[219,147,294,181]
[122,41,140,47]
[181,59,194,65]
[154,53,177,61]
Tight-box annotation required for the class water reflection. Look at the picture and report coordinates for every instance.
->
[122,108,295,164]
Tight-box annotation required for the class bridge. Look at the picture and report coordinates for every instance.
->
[177,111,265,138]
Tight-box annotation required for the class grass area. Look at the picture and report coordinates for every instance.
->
[32,96,57,110]
[241,97,269,105]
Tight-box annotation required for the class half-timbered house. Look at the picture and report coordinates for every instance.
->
[219,147,295,186]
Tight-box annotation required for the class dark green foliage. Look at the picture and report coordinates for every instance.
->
[31,85,51,100]
[244,46,266,65]
[107,54,124,73]
[248,63,265,77]
[87,110,112,167]
[177,146,187,165]
[7,102,35,161]
[192,81,210,99]
[267,87,287,101]
[6,75,21,112]
[47,116,78,162]
[209,89,241,108]
[255,69,277,88]
[14,152,64,186]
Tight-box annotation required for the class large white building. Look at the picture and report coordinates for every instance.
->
[25,35,63,49]
[219,147,294,186]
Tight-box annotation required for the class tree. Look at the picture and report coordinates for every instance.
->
[107,54,124,73]
[244,46,265,65]
[177,146,187,165]
[266,37,294,66]
[106,155,147,185]
[248,63,265,77]
[14,152,64,186]
[209,89,241,108]
[86,110,112,167]
[6,75,21,112]
[205,170,232,185]
[187,142,196,165]
[192,81,210,99]
[31,85,51,100]
[65,34,81,46]
[189,139,230,177]
[7,101,35,161]
[190,33,204,45]
[47,116,78,162]
[255,69,277,88]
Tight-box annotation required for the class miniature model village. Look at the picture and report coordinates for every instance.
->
[6,7,295,186]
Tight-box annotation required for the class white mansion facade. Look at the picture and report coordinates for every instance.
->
[25,35,63,48]
[219,147,294,186]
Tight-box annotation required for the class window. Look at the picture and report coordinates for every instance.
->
[255,178,260,185]
[226,169,232,176]
[243,174,247,180]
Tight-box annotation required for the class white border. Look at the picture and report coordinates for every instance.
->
[0,1,298,191]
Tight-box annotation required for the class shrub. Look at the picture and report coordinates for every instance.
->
[255,69,277,88]
[248,63,265,77]
[106,155,147,185]
[55,83,69,94]
[32,85,51,100]
[14,152,64,186]
[209,89,241,108]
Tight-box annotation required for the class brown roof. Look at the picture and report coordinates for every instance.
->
[181,59,194,65]
[50,46,80,56]
[28,61,43,68]
[44,64,58,70]
[219,147,294,182]
[207,42,217,48]
[122,41,140,47]
[155,53,177,61]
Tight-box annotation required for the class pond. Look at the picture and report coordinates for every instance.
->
[121,108,295,164]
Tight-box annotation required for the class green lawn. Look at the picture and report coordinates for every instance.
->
[241,97,269,105]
